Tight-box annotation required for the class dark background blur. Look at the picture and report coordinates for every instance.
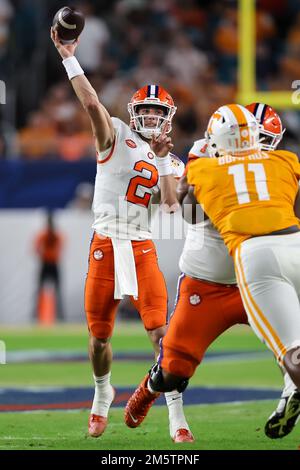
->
[0,0,300,323]
[0,0,300,207]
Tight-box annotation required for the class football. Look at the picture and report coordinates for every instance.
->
[52,6,85,44]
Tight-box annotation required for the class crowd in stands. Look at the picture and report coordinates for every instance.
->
[0,0,300,162]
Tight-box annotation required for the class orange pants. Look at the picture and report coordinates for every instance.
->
[85,234,168,338]
[160,274,248,378]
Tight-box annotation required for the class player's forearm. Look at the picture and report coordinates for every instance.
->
[159,176,179,213]
[176,175,188,206]
[63,59,114,150]
[52,29,103,115]
[71,75,111,123]
[70,74,99,110]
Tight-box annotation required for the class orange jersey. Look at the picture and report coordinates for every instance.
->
[34,230,63,263]
[187,150,300,254]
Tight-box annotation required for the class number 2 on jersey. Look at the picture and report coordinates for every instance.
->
[228,163,270,204]
[125,161,159,208]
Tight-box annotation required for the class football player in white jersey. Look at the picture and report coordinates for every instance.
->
[51,29,194,442]
[125,104,300,440]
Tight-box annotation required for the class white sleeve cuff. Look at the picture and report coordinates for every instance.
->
[155,154,173,176]
[62,56,84,80]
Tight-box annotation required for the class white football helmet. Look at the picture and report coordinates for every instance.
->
[205,104,260,157]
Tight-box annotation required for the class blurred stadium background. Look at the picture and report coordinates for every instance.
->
[1,0,300,450]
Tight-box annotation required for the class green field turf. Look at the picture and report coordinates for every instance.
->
[0,323,280,388]
[0,403,299,450]
[0,359,282,388]
[0,323,299,450]
[1,323,265,352]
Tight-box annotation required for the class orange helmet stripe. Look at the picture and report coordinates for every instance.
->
[227,104,250,147]
[227,104,247,126]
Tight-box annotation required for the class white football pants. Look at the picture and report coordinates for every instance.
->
[234,232,300,364]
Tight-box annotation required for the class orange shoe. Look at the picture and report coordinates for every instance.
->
[172,428,195,443]
[88,414,108,437]
[88,386,116,437]
[124,374,160,428]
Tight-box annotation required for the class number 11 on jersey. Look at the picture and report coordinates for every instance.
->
[228,163,270,205]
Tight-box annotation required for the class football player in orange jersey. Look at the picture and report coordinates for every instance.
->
[125,103,300,440]
[188,103,300,427]
[51,29,194,442]
[244,104,300,438]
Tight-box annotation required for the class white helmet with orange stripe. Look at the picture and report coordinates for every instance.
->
[205,104,260,157]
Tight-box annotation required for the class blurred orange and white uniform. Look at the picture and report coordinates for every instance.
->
[160,139,247,378]
[85,117,184,338]
[188,124,300,364]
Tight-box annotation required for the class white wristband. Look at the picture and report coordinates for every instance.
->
[62,56,84,80]
[155,154,173,176]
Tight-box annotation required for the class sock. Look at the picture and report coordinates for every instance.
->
[164,391,190,438]
[91,372,114,417]
[281,372,297,398]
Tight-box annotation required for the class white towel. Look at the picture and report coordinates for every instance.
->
[111,238,138,300]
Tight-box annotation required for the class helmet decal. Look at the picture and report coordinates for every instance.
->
[147,85,159,99]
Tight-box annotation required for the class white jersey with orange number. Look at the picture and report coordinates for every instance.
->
[92,118,184,240]
[179,139,236,284]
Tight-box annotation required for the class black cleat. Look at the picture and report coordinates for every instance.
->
[265,390,300,439]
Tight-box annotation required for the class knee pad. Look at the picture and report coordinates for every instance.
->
[148,363,189,393]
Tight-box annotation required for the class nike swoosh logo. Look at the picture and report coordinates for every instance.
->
[142,249,152,254]
[128,411,138,423]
